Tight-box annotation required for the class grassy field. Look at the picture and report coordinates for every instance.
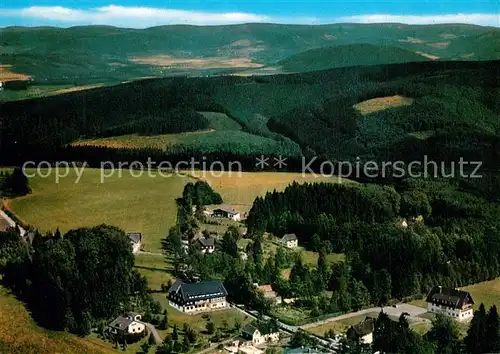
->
[134,253,174,290]
[409,278,500,311]
[353,95,415,115]
[151,293,249,333]
[191,171,351,214]
[0,285,116,354]
[462,279,500,310]
[307,312,380,336]
[7,168,191,252]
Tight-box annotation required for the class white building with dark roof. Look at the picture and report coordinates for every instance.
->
[212,205,241,221]
[168,280,228,314]
[426,286,474,321]
[280,233,298,248]
[108,312,145,336]
[127,232,142,253]
[198,236,215,253]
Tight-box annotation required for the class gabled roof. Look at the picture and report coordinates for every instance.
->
[127,232,142,244]
[199,237,215,247]
[124,312,140,319]
[213,205,239,215]
[347,318,375,338]
[241,323,259,337]
[426,286,474,309]
[109,316,133,331]
[281,233,297,242]
[168,280,228,302]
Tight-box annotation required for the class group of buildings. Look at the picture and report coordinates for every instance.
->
[346,286,476,345]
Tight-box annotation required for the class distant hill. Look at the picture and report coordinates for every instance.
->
[278,44,430,72]
[0,23,498,83]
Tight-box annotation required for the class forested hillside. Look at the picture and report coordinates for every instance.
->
[246,180,500,300]
[1,60,499,174]
[278,44,430,72]
[0,24,498,82]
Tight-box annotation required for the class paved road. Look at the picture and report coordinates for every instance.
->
[301,304,429,330]
[140,321,162,345]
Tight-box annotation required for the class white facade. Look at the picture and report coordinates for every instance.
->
[427,302,474,321]
[282,239,298,248]
[169,298,228,314]
[131,241,141,253]
[128,321,146,334]
[360,332,373,345]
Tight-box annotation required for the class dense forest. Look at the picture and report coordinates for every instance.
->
[0,225,159,335]
[1,60,499,173]
[246,180,500,302]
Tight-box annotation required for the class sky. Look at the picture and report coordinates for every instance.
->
[0,0,498,28]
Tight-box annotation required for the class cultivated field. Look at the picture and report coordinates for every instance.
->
[0,286,114,354]
[130,55,263,69]
[353,95,415,115]
[7,168,191,252]
[0,64,31,81]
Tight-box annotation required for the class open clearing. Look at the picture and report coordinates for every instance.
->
[134,253,174,290]
[190,171,351,213]
[130,56,264,69]
[415,51,440,60]
[0,64,31,81]
[7,169,191,252]
[0,285,114,354]
[72,131,208,149]
[354,95,415,115]
[198,111,242,131]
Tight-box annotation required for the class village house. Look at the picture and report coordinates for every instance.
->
[280,233,298,248]
[212,205,241,221]
[346,317,375,344]
[257,284,282,305]
[230,323,280,347]
[108,312,145,336]
[426,286,474,321]
[198,236,215,254]
[168,279,228,314]
[127,232,142,253]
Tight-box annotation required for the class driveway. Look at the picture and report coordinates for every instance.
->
[141,322,162,345]
[301,304,429,330]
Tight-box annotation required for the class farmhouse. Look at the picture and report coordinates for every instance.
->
[212,205,241,221]
[426,286,474,321]
[346,317,375,344]
[231,323,280,348]
[168,279,228,314]
[280,233,298,248]
[108,312,145,336]
[127,232,142,253]
[257,284,282,305]
[198,236,215,253]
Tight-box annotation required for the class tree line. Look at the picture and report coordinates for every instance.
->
[0,225,158,335]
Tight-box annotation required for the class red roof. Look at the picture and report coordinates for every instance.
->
[258,285,274,293]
